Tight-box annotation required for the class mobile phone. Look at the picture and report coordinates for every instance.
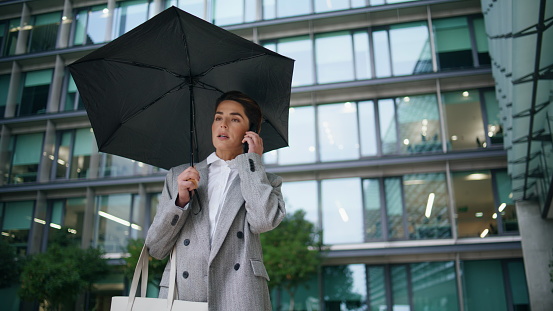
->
[243,125,257,153]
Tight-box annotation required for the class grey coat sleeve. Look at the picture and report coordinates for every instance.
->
[236,153,286,234]
[145,164,191,260]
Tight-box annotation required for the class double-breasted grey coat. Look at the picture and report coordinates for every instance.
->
[145,152,285,311]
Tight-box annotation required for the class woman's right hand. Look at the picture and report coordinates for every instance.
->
[175,166,200,208]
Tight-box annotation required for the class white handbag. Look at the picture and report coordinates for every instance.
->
[111,246,208,311]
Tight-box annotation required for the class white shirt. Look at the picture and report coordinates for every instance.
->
[206,152,239,243]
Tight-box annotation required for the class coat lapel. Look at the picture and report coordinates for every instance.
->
[190,160,211,258]
[208,175,244,264]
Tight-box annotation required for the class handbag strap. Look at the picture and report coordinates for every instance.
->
[126,245,177,311]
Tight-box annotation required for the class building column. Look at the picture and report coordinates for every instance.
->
[47,55,65,113]
[15,3,30,55]
[516,200,553,311]
[57,0,74,49]
[4,62,21,118]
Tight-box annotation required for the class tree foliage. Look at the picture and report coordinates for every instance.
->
[261,210,324,310]
[123,238,168,286]
[18,228,109,311]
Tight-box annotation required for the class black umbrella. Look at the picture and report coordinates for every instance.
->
[69,6,294,170]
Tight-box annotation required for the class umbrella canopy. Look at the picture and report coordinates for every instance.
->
[69,6,294,170]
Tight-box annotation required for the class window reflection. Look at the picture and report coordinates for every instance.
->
[168,0,205,19]
[99,154,139,177]
[322,178,363,244]
[318,102,359,161]
[47,198,86,246]
[314,0,349,13]
[63,74,84,111]
[363,179,382,240]
[403,173,451,239]
[71,128,97,179]
[389,22,432,76]
[324,264,367,310]
[385,177,404,239]
[3,18,20,56]
[483,90,503,146]
[473,17,491,66]
[397,95,441,154]
[95,193,140,253]
[378,99,397,155]
[493,171,517,233]
[263,0,310,19]
[442,90,486,150]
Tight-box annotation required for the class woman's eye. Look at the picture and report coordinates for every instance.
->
[232,119,240,122]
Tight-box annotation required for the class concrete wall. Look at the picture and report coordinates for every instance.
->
[516,200,553,310]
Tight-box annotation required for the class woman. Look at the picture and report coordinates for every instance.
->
[145,91,285,310]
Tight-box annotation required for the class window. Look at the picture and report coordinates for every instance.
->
[46,198,86,247]
[9,133,44,184]
[2,18,20,56]
[452,170,496,238]
[483,89,503,146]
[0,201,34,255]
[71,128,96,179]
[442,90,487,150]
[213,0,256,25]
[264,36,313,86]
[18,69,52,117]
[315,32,355,84]
[359,100,378,157]
[383,173,451,240]
[62,74,84,111]
[461,260,509,311]
[95,193,143,253]
[113,0,152,39]
[318,102,360,161]
[433,17,473,70]
[99,154,143,177]
[0,74,9,118]
[263,0,310,19]
[363,179,383,240]
[27,12,61,53]
[379,95,442,155]
[493,170,517,233]
[73,5,110,46]
[374,22,432,77]
[323,264,367,310]
[51,128,96,180]
[281,180,319,226]
[322,178,363,244]
[473,17,491,66]
[314,0,350,13]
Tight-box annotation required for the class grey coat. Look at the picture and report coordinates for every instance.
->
[145,153,285,311]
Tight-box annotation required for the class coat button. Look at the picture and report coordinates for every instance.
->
[249,159,255,172]
[182,271,189,279]
[234,263,240,271]
[237,231,244,239]
[183,239,190,246]
[171,215,179,226]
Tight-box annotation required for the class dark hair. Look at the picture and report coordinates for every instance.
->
[215,91,262,133]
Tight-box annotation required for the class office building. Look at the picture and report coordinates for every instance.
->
[0,0,551,310]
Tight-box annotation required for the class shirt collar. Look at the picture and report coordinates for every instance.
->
[207,152,237,168]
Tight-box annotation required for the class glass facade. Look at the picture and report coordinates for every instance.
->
[0,1,533,310]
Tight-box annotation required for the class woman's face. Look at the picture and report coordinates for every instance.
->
[212,100,250,156]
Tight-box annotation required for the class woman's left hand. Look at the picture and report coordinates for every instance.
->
[243,131,263,156]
